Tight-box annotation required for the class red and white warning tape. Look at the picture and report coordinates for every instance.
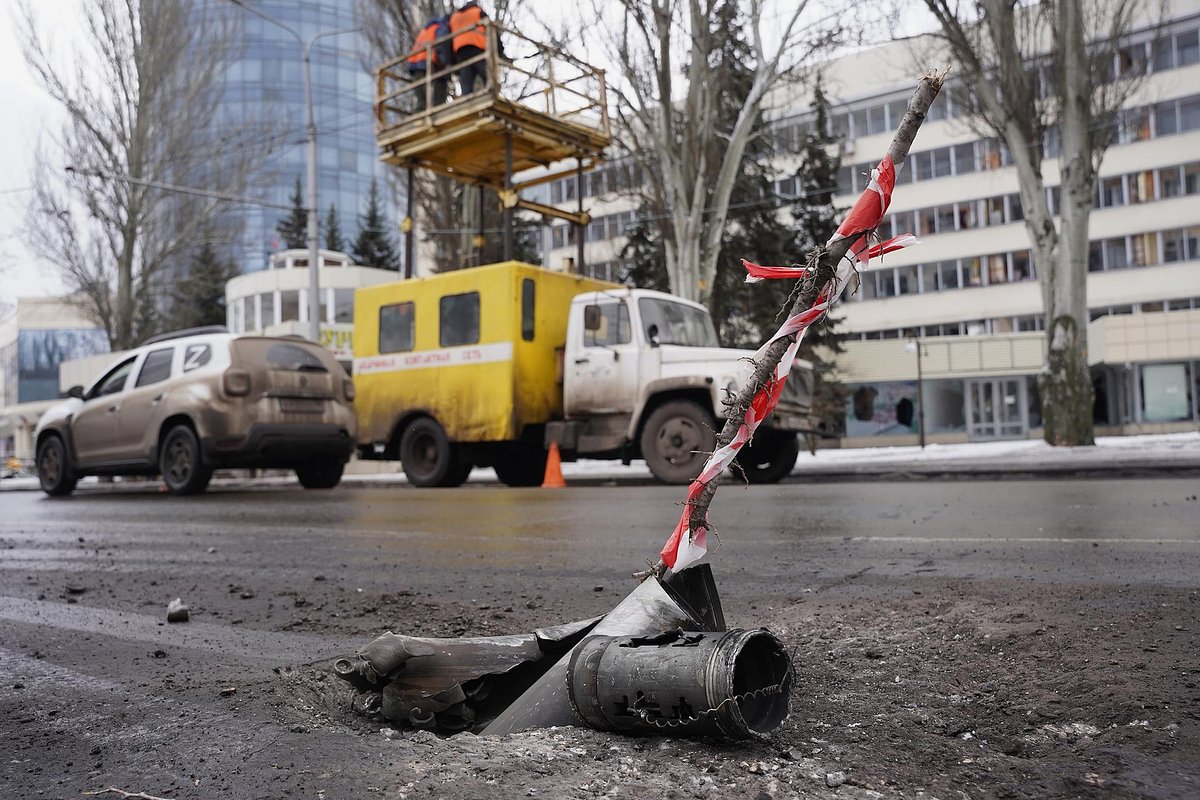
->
[658,154,918,572]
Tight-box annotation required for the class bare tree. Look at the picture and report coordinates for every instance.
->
[598,0,842,306]
[919,0,1160,446]
[18,0,266,350]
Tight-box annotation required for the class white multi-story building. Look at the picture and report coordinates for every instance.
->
[0,298,110,461]
[534,4,1200,445]
[224,249,398,365]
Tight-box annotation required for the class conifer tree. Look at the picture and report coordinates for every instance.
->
[352,178,401,270]
[166,241,236,330]
[791,79,849,446]
[276,177,307,250]
[324,204,345,252]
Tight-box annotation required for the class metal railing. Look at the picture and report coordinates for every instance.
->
[375,20,610,138]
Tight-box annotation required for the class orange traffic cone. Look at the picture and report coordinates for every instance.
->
[541,441,566,488]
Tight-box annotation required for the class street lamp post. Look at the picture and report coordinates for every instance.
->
[905,335,927,449]
[227,1,360,343]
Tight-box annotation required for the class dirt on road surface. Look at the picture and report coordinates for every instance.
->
[1,483,1198,799]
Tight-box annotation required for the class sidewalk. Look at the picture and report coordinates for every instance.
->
[3,432,1198,492]
[788,430,1200,480]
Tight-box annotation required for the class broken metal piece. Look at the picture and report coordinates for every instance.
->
[481,564,726,735]
[567,629,792,739]
[334,616,603,733]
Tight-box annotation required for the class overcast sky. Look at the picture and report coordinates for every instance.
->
[0,1,935,308]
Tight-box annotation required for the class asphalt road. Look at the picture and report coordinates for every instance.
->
[2,478,1198,799]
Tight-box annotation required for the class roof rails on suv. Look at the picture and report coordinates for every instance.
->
[141,325,229,346]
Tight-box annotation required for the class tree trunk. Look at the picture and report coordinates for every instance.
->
[1041,0,1095,446]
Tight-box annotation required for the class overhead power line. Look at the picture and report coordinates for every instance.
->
[65,167,297,211]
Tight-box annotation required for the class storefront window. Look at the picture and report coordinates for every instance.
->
[846,381,919,437]
[1142,363,1191,421]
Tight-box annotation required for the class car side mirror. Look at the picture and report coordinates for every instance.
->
[646,324,660,348]
[67,385,84,399]
[583,305,601,331]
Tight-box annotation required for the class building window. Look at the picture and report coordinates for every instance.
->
[1012,250,1034,281]
[1185,162,1200,194]
[1104,237,1129,270]
[1159,165,1182,197]
[1099,175,1124,207]
[1007,194,1024,222]
[936,204,957,232]
[261,292,276,327]
[1154,101,1179,135]
[439,292,480,347]
[1162,229,1185,262]
[1131,232,1159,267]
[280,290,300,322]
[1178,29,1200,66]
[379,302,414,353]
[1128,170,1154,203]
[1182,96,1200,131]
[938,261,960,291]
[877,269,898,297]
[963,257,983,286]
[1186,227,1200,259]
[987,254,1008,284]
[920,263,939,293]
[334,289,354,323]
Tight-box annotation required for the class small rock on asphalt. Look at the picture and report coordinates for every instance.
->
[825,771,846,788]
[166,598,189,623]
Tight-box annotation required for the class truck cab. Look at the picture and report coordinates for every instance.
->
[554,288,814,484]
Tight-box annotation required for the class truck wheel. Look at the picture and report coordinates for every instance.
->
[734,432,800,485]
[160,425,212,495]
[296,460,345,489]
[400,417,457,487]
[37,435,78,497]
[640,400,716,485]
[493,445,548,487]
[442,457,473,488]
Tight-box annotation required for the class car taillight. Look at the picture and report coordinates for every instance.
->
[223,368,251,397]
[343,378,355,401]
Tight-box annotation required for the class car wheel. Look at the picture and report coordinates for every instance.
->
[733,431,800,484]
[640,400,716,485]
[493,445,547,487]
[296,460,345,489]
[37,435,78,497]
[400,417,456,487]
[159,425,212,495]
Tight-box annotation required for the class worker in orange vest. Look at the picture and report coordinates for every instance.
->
[407,15,451,109]
[449,2,506,96]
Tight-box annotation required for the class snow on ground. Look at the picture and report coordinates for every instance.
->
[791,430,1200,470]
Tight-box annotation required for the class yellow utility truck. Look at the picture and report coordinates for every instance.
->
[353,262,814,487]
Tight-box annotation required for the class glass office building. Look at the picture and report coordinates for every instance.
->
[194,0,382,274]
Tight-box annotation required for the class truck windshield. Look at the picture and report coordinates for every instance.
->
[637,298,719,347]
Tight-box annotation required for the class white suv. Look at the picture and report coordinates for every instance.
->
[34,327,356,496]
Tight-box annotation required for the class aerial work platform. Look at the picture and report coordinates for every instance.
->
[375,21,611,238]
